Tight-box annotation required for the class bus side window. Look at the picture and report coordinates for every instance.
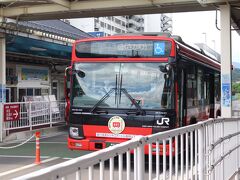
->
[215,72,221,102]
[186,65,197,107]
[197,68,204,106]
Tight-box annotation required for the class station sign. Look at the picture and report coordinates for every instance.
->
[4,104,20,121]
[88,31,104,37]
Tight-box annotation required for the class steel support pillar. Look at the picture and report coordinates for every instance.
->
[220,4,232,118]
[0,32,6,142]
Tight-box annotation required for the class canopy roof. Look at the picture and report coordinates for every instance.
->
[0,0,239,33]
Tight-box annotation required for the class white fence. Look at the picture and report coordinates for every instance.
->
[15,118,240,180]
[3,101,65,132]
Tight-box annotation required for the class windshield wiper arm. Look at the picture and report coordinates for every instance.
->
[120,88,146,115]
[90,88,116,113]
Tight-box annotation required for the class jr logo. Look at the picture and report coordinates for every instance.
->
[156,118,170,126]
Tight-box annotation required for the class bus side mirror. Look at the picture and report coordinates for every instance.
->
[77,71,85,78]
[159,64,172,74]
[159,65,167,73]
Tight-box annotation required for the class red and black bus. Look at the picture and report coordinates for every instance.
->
[65,33,220,153]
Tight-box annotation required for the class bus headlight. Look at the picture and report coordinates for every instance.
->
[69,127,79,138]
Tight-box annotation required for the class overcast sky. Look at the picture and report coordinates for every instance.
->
[145,11,240,63]
[171,11,239,62]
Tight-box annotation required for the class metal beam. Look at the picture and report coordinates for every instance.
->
[0,0,44,3]
[197,0,238,4]
[0,0,19,2]
[220,4,232,118]
[2,4,214,21]
[4,0,238,19]
[0,31,6,142]
[1,0,199,17]
[47,0,70,8]
[1,4,69,17]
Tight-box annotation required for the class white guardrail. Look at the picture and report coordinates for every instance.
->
[3,101,65,132]
[15,117,240,180]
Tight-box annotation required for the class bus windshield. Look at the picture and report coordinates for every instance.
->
[72,62,174,110]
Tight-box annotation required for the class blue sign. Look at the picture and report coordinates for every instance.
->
[21,68,48,81]
[88,31,104,37]
[154,42,165,56]
[222,83,231,107]
[0,84,6,103]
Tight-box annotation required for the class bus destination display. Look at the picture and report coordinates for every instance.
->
[75,40,171,58]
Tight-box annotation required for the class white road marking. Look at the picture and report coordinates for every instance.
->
[26,142,67,144]
[62,157,73,160]
[0,155,50,158]
[0,157,59,177]
[0,132,67,146]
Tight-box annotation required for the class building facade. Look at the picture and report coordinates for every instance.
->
[144,14,172,33]
[1,19,92,102]
[70,15,144,36]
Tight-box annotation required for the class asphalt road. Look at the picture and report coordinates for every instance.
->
[0,132,91,179]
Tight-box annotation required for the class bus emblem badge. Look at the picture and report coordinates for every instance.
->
[156,117,170,126]
[108,116,125,134]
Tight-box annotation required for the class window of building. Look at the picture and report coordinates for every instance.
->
[6,67,14,77]
[115,18,121,25]
[41,89,49,95]
[52,82,58,99]
[19,89,26,102]
[35,89,41,96]
[6,67,17,84]
[115,27,121,33]
[18,88,49,101]
[94,19,98,25]
[27,88,34,96]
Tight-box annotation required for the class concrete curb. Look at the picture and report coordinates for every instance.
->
[2,125,67,144]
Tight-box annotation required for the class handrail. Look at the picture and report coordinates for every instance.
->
[13,117,240,180]
[13,136,143,180]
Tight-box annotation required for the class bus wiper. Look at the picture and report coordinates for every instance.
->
[90,88,116,113]
[120,88,146,116]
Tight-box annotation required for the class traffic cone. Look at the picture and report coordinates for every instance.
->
[35,131,41,164]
